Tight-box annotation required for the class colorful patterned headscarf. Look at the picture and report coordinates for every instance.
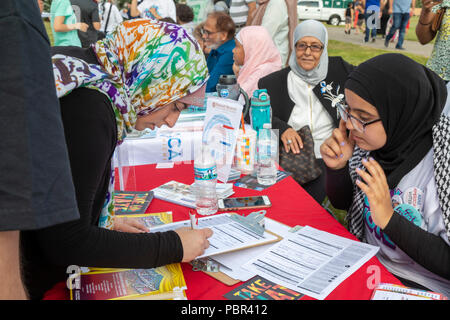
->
[53,19,209,143]
[52,19,209,229]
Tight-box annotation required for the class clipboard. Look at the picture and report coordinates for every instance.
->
[193,214,287,286]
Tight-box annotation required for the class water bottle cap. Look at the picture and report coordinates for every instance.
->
[218,74,237,85]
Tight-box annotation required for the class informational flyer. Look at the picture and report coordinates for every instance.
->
[242,226,379,300]
[202,97,243,183]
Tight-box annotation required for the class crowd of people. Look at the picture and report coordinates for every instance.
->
[1,0,449,300]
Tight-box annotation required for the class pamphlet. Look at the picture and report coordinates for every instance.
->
[70,263,187,300]
[202,97,243,183]
[224,275,304,300]
[152,180,234,208]
[370,283,448,300]
[113,191,154,215]
[115,211,173,229]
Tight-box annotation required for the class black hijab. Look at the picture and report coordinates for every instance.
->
[345,53,447,189]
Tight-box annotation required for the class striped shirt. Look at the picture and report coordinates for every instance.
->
[229,0,256,26]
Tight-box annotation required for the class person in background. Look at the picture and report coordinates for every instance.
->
[345,2,355,34]
[384,0,415,49]
[130,0,177,22]
[176,3,196,35]
[321,53,450,297]
[229,0,256,32]
[364,0,386,43]
[70,0,101,48]
[21,19,213,300]
[51,0,89,46]
[416,0,449,82]
[202,11,236,92]
[0,0,80,299]
[257,20,354,203]
[250,0,298,66]
[354,0,365,34]
[232,26,282,97]
[98,0,123,35]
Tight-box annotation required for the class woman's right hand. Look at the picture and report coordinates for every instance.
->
[175,227,213,263]
[320,120,355,170]
[421,0,442,14]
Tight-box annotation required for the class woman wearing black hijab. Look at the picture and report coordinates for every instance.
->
[321,54,450,297]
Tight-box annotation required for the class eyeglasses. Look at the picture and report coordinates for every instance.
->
[201,28,220,37]
[295,43,324,52]
[336,103,382,133]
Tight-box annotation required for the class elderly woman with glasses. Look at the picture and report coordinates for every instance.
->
[321,53,450,296]
[257,20,353,203]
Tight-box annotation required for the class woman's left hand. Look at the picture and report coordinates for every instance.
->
[355,157,394,229]
[113,217,149,233]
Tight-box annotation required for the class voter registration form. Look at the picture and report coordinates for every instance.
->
[149,213,281,259]
[242,226,379,300]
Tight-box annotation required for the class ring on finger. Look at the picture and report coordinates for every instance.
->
[287,139,292,144]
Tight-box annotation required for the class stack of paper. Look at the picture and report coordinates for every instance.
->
[152,180,234,209]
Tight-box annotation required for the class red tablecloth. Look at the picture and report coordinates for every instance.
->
[43,163,402,300]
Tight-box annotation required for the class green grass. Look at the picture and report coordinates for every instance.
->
[328,39,429,65]
[44,19,427,66]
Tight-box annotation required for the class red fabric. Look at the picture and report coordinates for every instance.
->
[43,163,401,300]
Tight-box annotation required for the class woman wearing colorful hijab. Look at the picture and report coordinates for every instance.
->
[321,53,450,297]
[232,26,282,97]
[258,20,353,203]
[21,19,213,300]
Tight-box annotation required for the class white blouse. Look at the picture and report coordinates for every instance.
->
[286,71,334,159]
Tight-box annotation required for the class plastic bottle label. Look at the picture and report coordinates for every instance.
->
[194,166,217,181]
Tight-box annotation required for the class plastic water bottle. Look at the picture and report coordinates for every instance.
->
[257,123,277,186]
[193,145,218,215]
[250,89,272,136]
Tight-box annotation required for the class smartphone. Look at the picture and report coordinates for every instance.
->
[218,196,271,211]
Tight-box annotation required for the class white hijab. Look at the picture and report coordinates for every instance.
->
[288,20,328,86]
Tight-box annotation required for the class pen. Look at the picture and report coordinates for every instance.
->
[189,209,198,230]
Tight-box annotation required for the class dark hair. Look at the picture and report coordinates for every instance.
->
[176,4,194,23]
[207,11,235,40]
[159,17,176,24]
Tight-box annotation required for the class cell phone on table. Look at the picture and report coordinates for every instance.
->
[218,196,271,211]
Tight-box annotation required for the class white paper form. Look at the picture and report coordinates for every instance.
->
[242,226,379,300]
[211,219,294,281]
[149,213,280,259]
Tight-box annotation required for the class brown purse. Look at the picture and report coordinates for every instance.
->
[279,125,322,185]
[432,8,446,33]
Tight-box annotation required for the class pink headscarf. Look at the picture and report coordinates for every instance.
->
[236,26,282,96]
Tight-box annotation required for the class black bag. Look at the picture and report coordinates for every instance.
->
[97,0,113,41]
[279,126,322,185]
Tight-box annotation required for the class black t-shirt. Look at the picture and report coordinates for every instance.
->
[0,0,79,231]
[70,0,100,48]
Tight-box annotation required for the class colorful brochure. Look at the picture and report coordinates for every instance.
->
[224,275,304,300]
[113,191,154,215]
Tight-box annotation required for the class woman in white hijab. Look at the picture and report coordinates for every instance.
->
[258,20,354,203]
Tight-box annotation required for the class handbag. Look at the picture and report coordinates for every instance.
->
[278,125,322,185]
[432,8,446,33]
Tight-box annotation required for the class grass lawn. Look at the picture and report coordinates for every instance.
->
[328,39,429,65]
